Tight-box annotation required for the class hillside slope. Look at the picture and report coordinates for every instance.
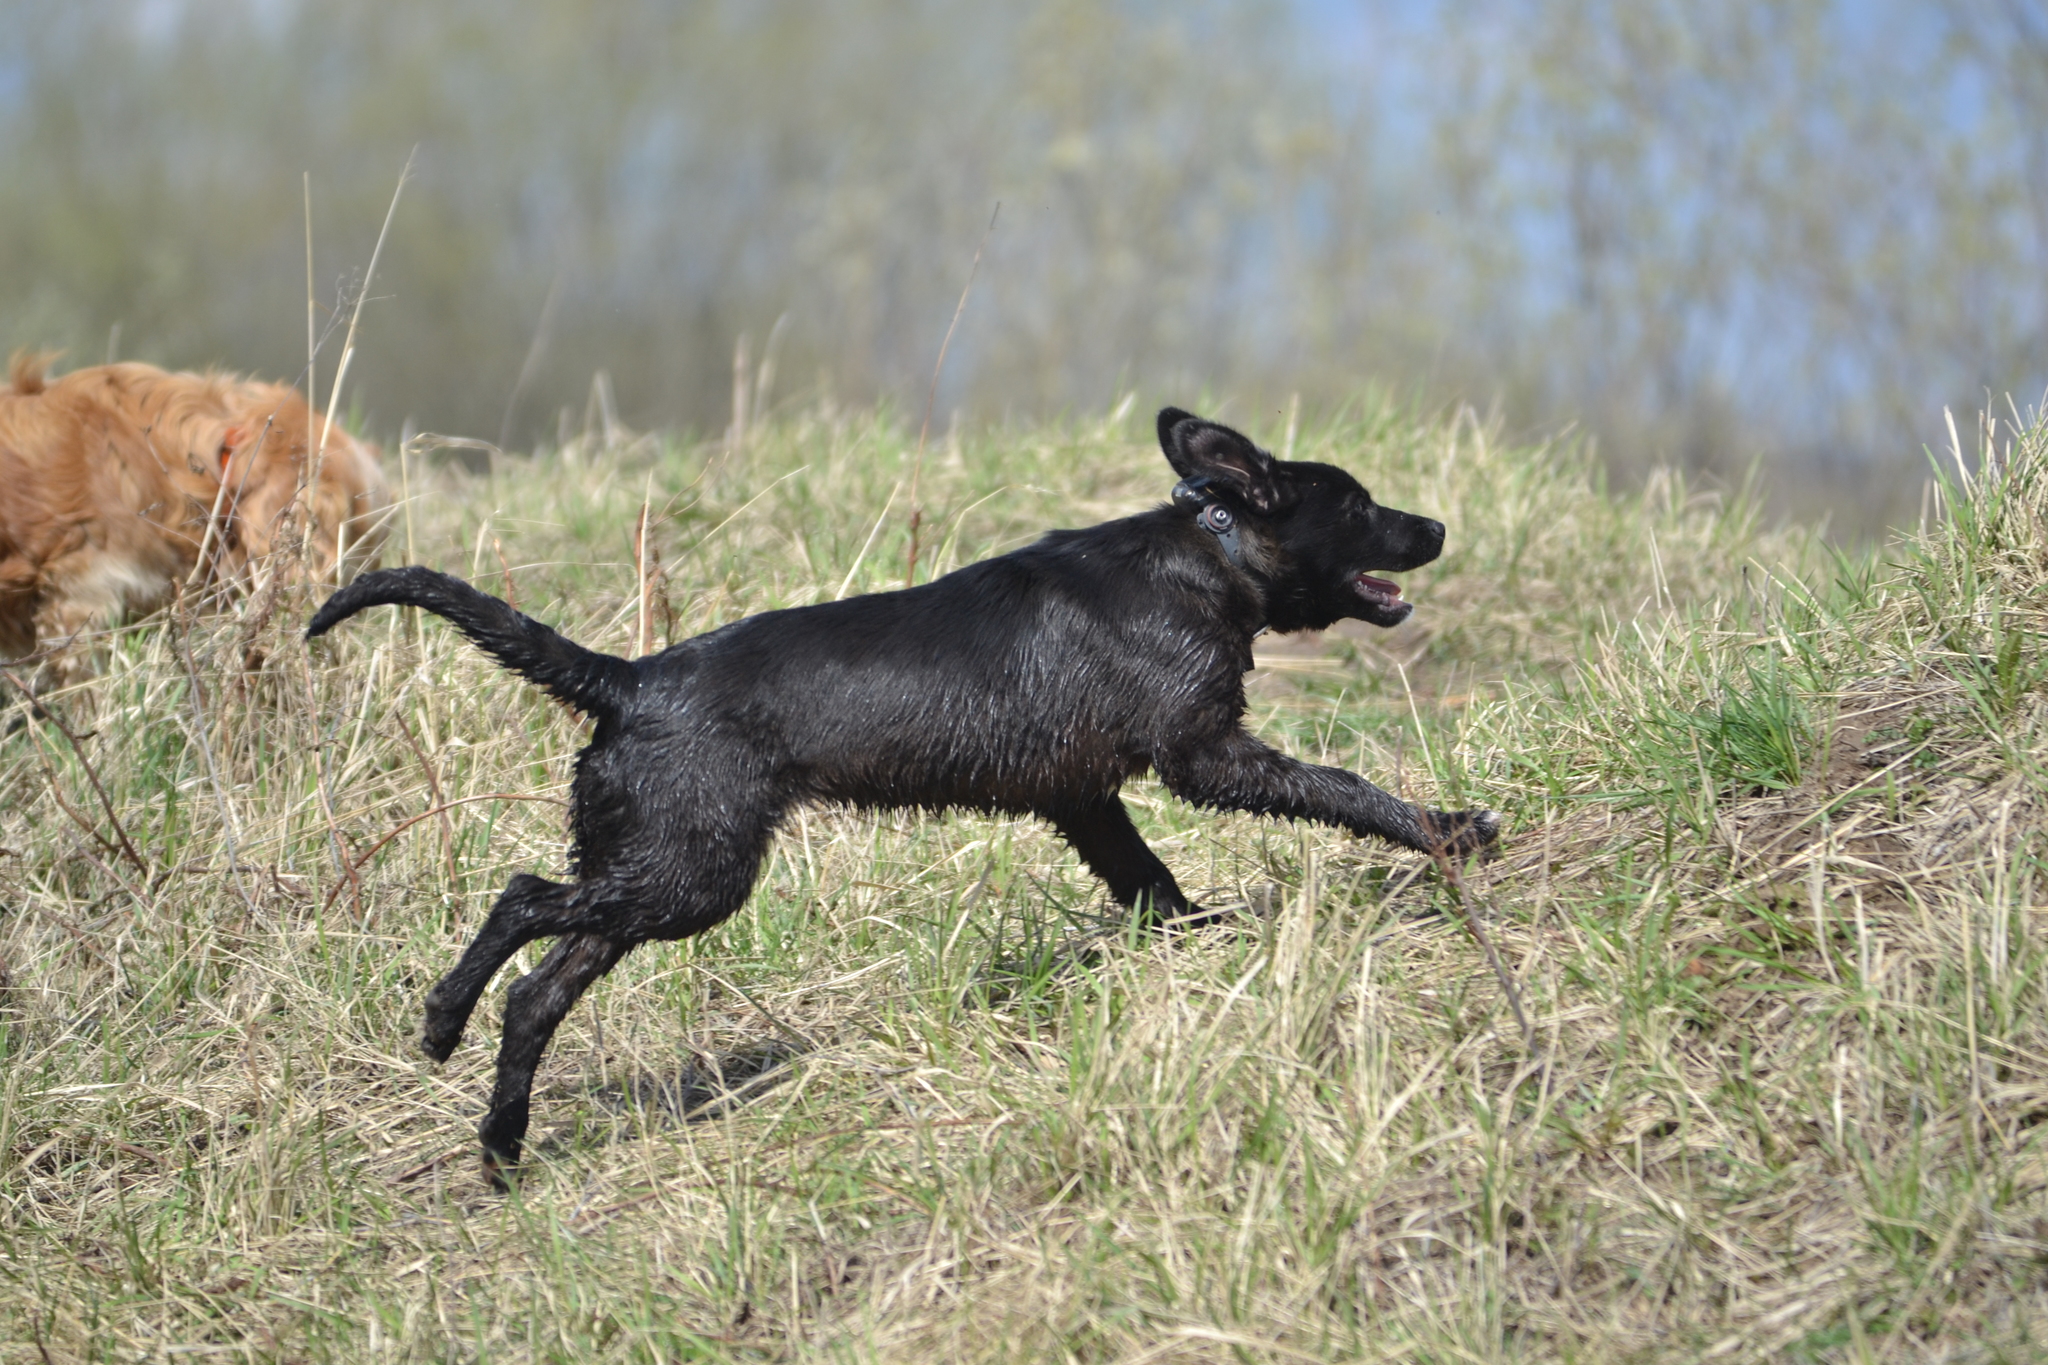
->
[0,399,2042,1362]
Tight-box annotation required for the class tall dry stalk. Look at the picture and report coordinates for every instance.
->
[905,202,998,587]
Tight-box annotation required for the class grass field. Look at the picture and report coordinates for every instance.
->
[3,394,2046,1362]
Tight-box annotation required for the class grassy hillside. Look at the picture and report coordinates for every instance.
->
[2,397,2044,1362]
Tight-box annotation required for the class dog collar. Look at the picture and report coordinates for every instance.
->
[1171,478,1248,571]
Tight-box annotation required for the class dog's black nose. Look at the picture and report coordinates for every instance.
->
[1424,519,1445,551]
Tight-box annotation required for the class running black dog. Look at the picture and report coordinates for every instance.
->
[308,407,1499,1179]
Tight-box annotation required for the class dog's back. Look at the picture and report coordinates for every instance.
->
[648,517,1250,813]
[0,357,182,656]
[0,355,391,664]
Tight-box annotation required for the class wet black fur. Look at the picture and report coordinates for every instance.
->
[306,408,1500,1180]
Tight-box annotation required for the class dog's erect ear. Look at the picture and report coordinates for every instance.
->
[1156,408,1278,513]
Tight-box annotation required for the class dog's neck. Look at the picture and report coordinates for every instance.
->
[1170,478,1249,572]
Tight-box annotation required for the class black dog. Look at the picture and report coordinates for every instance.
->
[307,407,1499,1179]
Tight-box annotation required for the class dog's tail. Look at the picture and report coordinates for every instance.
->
[307,566,635,720]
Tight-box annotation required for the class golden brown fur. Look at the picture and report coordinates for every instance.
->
[0,354,391,668]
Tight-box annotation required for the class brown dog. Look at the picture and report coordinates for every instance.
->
[0,354,391,672]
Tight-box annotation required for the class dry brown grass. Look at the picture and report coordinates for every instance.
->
[1,396,2043,1362]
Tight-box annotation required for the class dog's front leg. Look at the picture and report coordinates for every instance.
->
[1046,798,1219,929]
[1156,730,1498,857]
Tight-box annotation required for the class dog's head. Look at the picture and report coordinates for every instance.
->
[210,382,393,582]
[1158,407,1443,633]
[89,364,393,583]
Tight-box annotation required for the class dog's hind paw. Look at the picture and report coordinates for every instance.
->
[1153,901,1234,933]
[480,1146,519,1192]
[419,1027,461,1064]
[419,992,465,1063]
[1423,808,1502,859]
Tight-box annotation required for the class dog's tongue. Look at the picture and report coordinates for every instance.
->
[1354,574,1403,601]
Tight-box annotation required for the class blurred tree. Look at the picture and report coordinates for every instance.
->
[0,0,2040,530]
[1419,0,2048,481]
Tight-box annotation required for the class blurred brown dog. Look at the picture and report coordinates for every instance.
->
[0,354,391,672]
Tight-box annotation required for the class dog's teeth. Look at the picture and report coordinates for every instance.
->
[1356,574,1401,600]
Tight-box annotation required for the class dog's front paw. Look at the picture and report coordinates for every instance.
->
[1422,808,1502,859]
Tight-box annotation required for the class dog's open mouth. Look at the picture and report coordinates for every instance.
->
[1351,573,1404,609]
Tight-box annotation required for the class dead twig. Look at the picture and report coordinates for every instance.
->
[696,969,819,1053]
[1429,840,1536,1053]
[492,536,518,613]
[174,624,262,916]
[315,147,413,492]
[235,521,302,676]
[37,760,130,870]
[390,706,460,888]
[52,807,151,916]
[393,1150,463,1183]
[320,792,566,915]
[906,201,999,587]
[634,481,655,657]
[1,667,148,878]
[299,651,367,923]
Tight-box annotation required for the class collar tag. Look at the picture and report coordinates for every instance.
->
[1172,478,1247,570]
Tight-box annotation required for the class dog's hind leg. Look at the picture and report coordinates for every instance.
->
[421,873,590,1062]
[1047,799,1218,929]
[469,802,779,1181]
[477,930,632,1183]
